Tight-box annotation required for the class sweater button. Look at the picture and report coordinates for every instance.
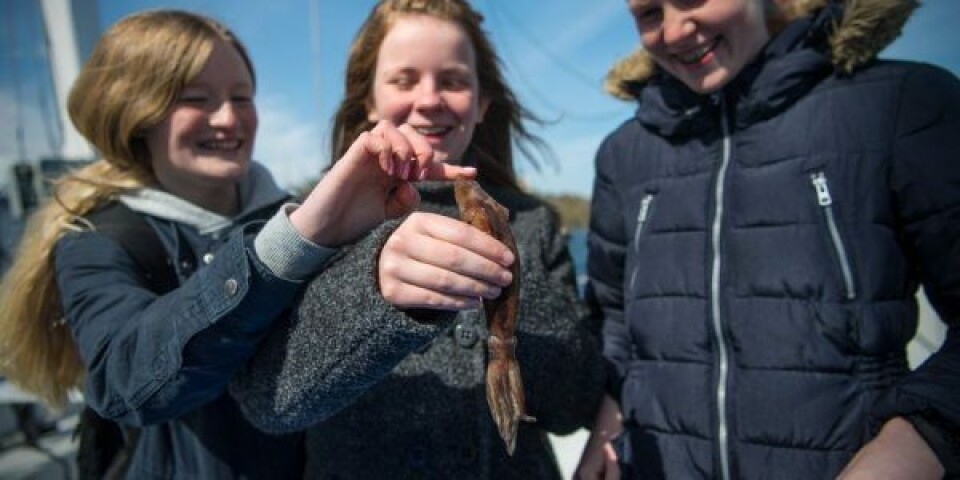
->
[454,322,478,348]
[202,253,215,264]
[224,278,239,296]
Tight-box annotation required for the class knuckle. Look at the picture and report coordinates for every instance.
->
[379,280,399,301]
[393,146,412,161]
[435,270,458,291]
[378,260,399,281]
[444,249,469,271]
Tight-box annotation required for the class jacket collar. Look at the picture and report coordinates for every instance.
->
[118,162,289,235]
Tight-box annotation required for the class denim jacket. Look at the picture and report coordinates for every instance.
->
[54,164,332,479]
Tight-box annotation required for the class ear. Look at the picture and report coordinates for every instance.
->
[478,95,492,123]
[366,106,380,123]
[364,94,380,123]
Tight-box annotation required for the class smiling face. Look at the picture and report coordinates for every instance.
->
[144,38,257,207]
[368,15,490,165]
[629,0,770,93]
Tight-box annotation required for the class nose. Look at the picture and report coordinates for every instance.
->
[209,100,239,128]
[413,78,443,111]
[661,7,696,46]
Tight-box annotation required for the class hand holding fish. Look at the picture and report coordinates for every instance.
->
[377,211,514,311]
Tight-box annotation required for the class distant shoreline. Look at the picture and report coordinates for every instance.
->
[536,192,590,230]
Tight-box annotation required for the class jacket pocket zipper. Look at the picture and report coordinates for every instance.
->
[629,193,655,292]
[810,171,856,300]
[633,193,655,251]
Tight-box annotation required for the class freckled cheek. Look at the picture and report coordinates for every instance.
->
[167,115,204,148]
[446,94,480,122]
[375,99,412,125]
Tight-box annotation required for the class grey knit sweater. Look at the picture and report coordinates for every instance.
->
[231,181,604,479]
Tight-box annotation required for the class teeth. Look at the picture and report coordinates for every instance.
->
[199,140,241,150]
[414,126,449,135]
[677,40,717,64]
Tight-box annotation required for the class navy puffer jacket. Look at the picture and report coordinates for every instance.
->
[587,2,960,479]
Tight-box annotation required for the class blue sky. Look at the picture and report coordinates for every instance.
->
[3,0,959,196]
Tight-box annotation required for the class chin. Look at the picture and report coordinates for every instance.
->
[679,69,733,95]
[211,159,250,180]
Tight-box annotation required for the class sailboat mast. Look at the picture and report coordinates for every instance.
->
[39,0,98,162]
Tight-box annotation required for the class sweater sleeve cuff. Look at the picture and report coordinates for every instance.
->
[253,203,336,282]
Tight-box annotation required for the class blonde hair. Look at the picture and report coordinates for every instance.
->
[331,0,544,190]
[0,10,254,409]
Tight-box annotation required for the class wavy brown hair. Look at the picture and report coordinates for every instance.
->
[0,10,254,409]
[330,0,544,191]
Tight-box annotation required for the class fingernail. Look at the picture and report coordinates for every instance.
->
[402,162,411,180]
[419,168,428,180]
[485,287,502,299]
[500,271,513,286]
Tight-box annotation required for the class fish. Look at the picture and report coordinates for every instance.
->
[454,178,536,455]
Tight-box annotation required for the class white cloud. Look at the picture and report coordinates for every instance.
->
[252,95,327,190]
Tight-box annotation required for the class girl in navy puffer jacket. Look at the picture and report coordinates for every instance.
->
[577,0,960,479]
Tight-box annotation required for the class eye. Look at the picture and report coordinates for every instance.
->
[388,73,416,90]
[631,5,663,30]
[176,86,210,105]
[441,75,471,91]
[177,94,208,105]
[231,94,254,104]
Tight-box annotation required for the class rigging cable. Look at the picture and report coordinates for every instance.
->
[36,0,65,156]
[4,0,29,164]
[484,2,629,123]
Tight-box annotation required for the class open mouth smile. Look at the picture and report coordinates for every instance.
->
[413,125,453,136]
[197,139,244,151]
[675,38,721,65]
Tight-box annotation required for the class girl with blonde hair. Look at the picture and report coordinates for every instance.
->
[579,0,960,478]
[0,9,475,478]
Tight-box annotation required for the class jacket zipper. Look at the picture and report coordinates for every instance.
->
[810,171,856,300]
[712,101,733,480]
[628,193,655,292]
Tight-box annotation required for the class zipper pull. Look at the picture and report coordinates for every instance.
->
[810,172,832,206]
[633,193,654,251]
[637,194,653,224]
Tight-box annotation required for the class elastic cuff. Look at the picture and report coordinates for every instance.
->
[906,413,960,477]
[253,204,336,282]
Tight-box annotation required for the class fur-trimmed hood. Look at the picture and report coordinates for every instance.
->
[606,0,919,100]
